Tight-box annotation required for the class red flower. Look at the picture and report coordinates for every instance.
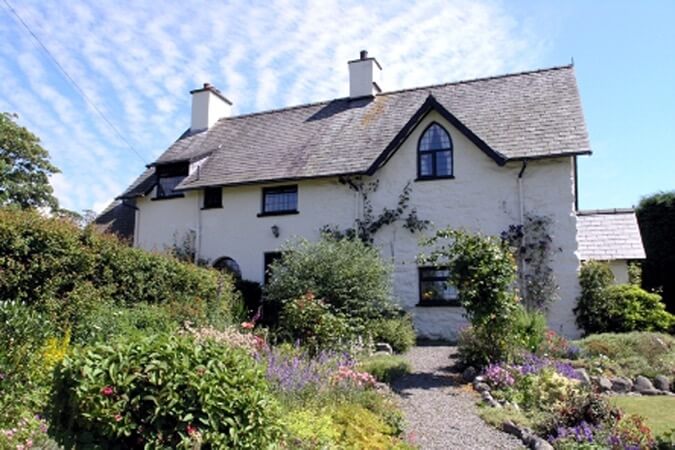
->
[114,414,123,422]
[100,386,114,397]
[187,424,198,436]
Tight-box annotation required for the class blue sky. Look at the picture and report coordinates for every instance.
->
[1,0,673,213]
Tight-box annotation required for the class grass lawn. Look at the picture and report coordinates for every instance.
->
[611,395,675,436]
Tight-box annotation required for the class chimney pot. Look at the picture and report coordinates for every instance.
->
[203,82,212,89]
[360,50,368,60]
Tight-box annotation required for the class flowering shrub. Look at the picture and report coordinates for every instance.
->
[0,415,53,450]
[539,330,571,358]
[608,414,655,450]
[484,364,515,388]
[180,322,265,355]
[49,333,281,448]
[332,366,376,388]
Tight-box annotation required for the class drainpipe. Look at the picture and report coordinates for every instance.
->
[195,191,202,263]
[517,160,528,225]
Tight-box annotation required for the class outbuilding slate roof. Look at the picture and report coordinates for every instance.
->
[577,209,646,261]
[119,64,590,198]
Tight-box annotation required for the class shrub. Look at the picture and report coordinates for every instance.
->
[575,261,615,334]
[368,315,416,353]
[512,306,547,354]
[49,333,281,448]
[419,228,519,365]
[359,355,411,383]
[265,236,396,323]
[277,293,353,352]
[575,260,674,335]
[282,408,339,449]
[0,208,238,335]
[603,284,674,332]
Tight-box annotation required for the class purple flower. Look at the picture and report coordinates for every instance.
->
[484,364,515,388]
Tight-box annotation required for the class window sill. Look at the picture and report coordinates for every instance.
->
[257,210,299,217]
[201,205,223,210]
[416,300,461,307]
[415,175,455,182]
[151,194,185,201]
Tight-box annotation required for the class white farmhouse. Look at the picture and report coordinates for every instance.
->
[97,51,631,339]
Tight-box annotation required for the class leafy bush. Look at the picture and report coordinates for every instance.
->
[0,208,238,334]
[419,228,519,365]
[282,407,339,449]
[359,355,411,383]
[49,333,281,448]
[574,261,615,334]
[603,284,674,332]
[575,261,674,335]
[277,293,353,352]
[512,306,547,354]
[265,236,396,323]
[368,315,416,353]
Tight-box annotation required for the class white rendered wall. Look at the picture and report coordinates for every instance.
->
[135,109,581,340]
[608,260,630,284]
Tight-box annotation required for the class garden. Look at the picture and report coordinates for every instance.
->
[0,209,416,449]
[416,226,675,450]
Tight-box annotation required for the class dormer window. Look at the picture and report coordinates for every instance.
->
[417,122,453,180]
[154,162,188,199]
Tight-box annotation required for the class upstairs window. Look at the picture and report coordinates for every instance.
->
[418,123,453,179]
[259,185,298,216]
[155,162,188,199]
[203,187,222,209]
[418,267,460,306]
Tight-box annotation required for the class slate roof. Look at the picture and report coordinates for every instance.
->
[577,209,646,261]
[118,64,590,199]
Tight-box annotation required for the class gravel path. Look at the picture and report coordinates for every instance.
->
[392,345,523,450]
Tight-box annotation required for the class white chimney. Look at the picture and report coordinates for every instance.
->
[189,83,232,131]
[348,50,382,99]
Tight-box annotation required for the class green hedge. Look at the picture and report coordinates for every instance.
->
[49,334,282,448]
[0,208,237,332]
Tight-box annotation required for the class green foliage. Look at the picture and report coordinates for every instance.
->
[358,355,411,383]
[512,306,547,354]
[419,228,519,364]
[574,332,675,378]
[368,315,416,353]
[265,236,397,324]
[49,333,282,449]
[0,112,60,210]
[628,261,643,286]
[277,293,353,352]
[0,208,238,335]
[576,260,674,335]
[574,260,615,334]
[637,191,675,313]
[603,284,674,332]
[611,396,675,438]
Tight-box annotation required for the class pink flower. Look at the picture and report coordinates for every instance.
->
[187,424,198,436]
[241,322,254,330]
[26,439,33,448]
[100,386,114,397]
[114,414,123,422]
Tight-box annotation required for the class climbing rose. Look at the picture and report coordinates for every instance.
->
[100,386,114,397]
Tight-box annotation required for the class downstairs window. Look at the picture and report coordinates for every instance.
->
[418,267,460,306]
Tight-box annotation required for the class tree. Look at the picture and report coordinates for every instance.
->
[636,191,675,313]
[0,112,60,210]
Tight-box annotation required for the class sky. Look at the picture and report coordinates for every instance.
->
[0,0,673,213]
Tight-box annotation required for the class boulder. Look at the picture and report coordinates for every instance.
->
[611,376,633,393]
[473,374,486,384]
[474,382,490,393]
[374,343,393,354]
[462,366,478,382]
[481,391,501,408]
[597,376,613,392]
[575,368,591,385]
[654,375,671,391]
[633,376,656,394]
[531,437,554,450]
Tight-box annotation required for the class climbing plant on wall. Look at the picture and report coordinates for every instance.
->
[321,177,430,244]
[501,214,559,311]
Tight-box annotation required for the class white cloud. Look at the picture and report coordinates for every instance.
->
[1,0,543,212]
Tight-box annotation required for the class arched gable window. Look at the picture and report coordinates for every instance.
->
[418,122,453,179]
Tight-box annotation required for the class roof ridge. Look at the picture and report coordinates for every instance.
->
[215,64,574,123]
[577,208,636,216]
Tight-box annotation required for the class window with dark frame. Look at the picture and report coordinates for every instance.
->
[417,122,453,179]
[264,251,282,284]
[203,187,222,209]
[260,185,298,215]
[155,162,188,199]
[418,267,460,306]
